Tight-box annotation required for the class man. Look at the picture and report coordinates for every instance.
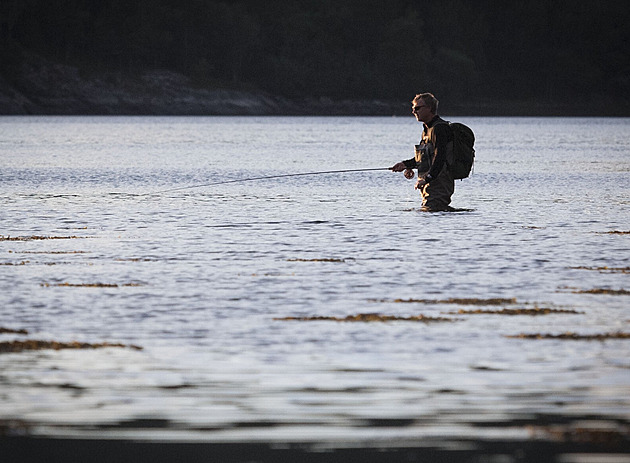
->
[391,93,455,212]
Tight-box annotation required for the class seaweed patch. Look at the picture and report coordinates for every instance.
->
[599,230,630,235]
[1,261,78,266]
[0,261,29,266]
[570,266,630,274]
[561,287,630,295]
[41,282,144,288]
[287,258,346,263]
[372,297,517,305]
[0,327,28,335]
[274,313,454,323]
[0,340,143,353]
[506,332,630,340]
[0,235,90,241]
[448,308,583,316]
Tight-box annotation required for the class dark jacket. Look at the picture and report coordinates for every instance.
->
[402,115,454,182]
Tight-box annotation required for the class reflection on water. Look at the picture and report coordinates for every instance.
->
[0,116,629,451]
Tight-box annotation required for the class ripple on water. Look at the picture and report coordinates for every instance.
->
[0,116,629,448]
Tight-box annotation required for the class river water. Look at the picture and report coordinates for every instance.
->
[0,116,629,451]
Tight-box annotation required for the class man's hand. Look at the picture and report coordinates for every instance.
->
[390,162,407,172]
[391,162,415,179]
[415,177,428,190]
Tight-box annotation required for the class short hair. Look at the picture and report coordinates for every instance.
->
[412,93,439,113]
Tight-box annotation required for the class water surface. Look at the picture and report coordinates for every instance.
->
[1,116,629,448]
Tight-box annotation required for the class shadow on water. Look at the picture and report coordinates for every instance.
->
[1,418,629,463]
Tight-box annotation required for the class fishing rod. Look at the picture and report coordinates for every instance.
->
[140,166,394,196]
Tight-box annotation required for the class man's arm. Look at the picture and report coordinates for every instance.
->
[391,159,417,171]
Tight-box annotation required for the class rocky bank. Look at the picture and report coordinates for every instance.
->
[2,51,621,117]
[0,52,404,116]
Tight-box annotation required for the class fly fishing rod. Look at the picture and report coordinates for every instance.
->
[140,166,394,196]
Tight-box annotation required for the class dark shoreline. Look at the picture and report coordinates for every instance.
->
[2,52,628,117]
[2,435,629,463]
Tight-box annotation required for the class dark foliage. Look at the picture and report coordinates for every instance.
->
[2,0,629,108]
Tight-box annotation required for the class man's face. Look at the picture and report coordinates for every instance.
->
[411,101,430,123]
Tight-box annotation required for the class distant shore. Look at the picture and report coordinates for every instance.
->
[2,52,627,117]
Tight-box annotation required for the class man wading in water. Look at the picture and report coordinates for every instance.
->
[391,93,456,212]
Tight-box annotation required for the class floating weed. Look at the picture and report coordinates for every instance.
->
[115,258,158,262]
[1,261,78,266]
[0,235,90,241]
[0,261,29,266]
[41,282,144,288]
[0,340,143,353]
[579,288,630,295]
[570,266,630,274]
[287,258,347,263]
[0,327,28,335]
[506,332,630,340]
[561,287,630,295]
[599,230,630,235]
[448,308,583,316]
[372,297,517,305]
[274,313,454,323]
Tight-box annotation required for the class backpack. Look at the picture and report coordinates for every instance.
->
[445,122,475,179]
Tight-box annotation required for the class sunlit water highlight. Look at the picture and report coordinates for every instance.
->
[0,116,629,446]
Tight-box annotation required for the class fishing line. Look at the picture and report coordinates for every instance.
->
[138,167,394,196]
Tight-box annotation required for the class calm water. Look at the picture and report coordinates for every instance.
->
[0,116,629,446]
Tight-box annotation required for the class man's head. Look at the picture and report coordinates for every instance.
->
[411,93,438,123]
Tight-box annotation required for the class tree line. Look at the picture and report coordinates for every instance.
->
[3,0,629,110]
